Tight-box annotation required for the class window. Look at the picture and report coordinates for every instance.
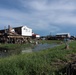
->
[24,28,26,30]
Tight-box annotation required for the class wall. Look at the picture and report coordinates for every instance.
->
[21,26,32,36]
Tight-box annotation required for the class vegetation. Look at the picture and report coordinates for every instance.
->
[0,43,32,49]
[0,40,76,75]
[0,40,60,56]
[0,43,33,56]
[0,40,61,50]
[39,40,61,44]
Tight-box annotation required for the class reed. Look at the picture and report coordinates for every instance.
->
[0,40,76,75]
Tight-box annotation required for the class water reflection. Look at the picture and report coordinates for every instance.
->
[22,48,32,53]
[0,50,8,57]
[22,43,58,53]
[0,43,58,57]
[32,43,57,51]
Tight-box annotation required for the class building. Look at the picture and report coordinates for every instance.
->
[0,25,32,43]
[56,33,70,40]
[0,25,32,37]
[56,33,70,37]
[13,26,32,37]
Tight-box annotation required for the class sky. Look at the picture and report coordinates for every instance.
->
[0,0,76,36]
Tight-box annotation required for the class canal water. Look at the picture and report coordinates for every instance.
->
[0,43,59,57]
[22,43,58,53]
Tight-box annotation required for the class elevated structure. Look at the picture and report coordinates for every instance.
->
[0,25,32,37]
[0,25,32,43]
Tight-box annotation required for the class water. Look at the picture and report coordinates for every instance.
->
[32,43,58,52]
[0,43,59,57]
[22,48,32,53]
[0,50,8,57]
[22,43,58,53]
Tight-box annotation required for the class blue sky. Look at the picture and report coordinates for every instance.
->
[0,0,76,36]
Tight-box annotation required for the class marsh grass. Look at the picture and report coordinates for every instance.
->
[0,43,33,56]
[40,40,61,44]
[0,41,76,75]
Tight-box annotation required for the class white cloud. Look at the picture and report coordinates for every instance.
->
[19,0,76,25]
[21,0,76,10]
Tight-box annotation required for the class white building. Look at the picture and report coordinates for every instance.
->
[13,26,32,36]
[21,26,32,36]
[56,33,70,38]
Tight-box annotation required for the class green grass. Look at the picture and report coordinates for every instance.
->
[39,40,61,44]
[0,40,61,56]
[0,40,61,50]
[0,43,34,57]
[0,43,32,50]
[0,40,76,75]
